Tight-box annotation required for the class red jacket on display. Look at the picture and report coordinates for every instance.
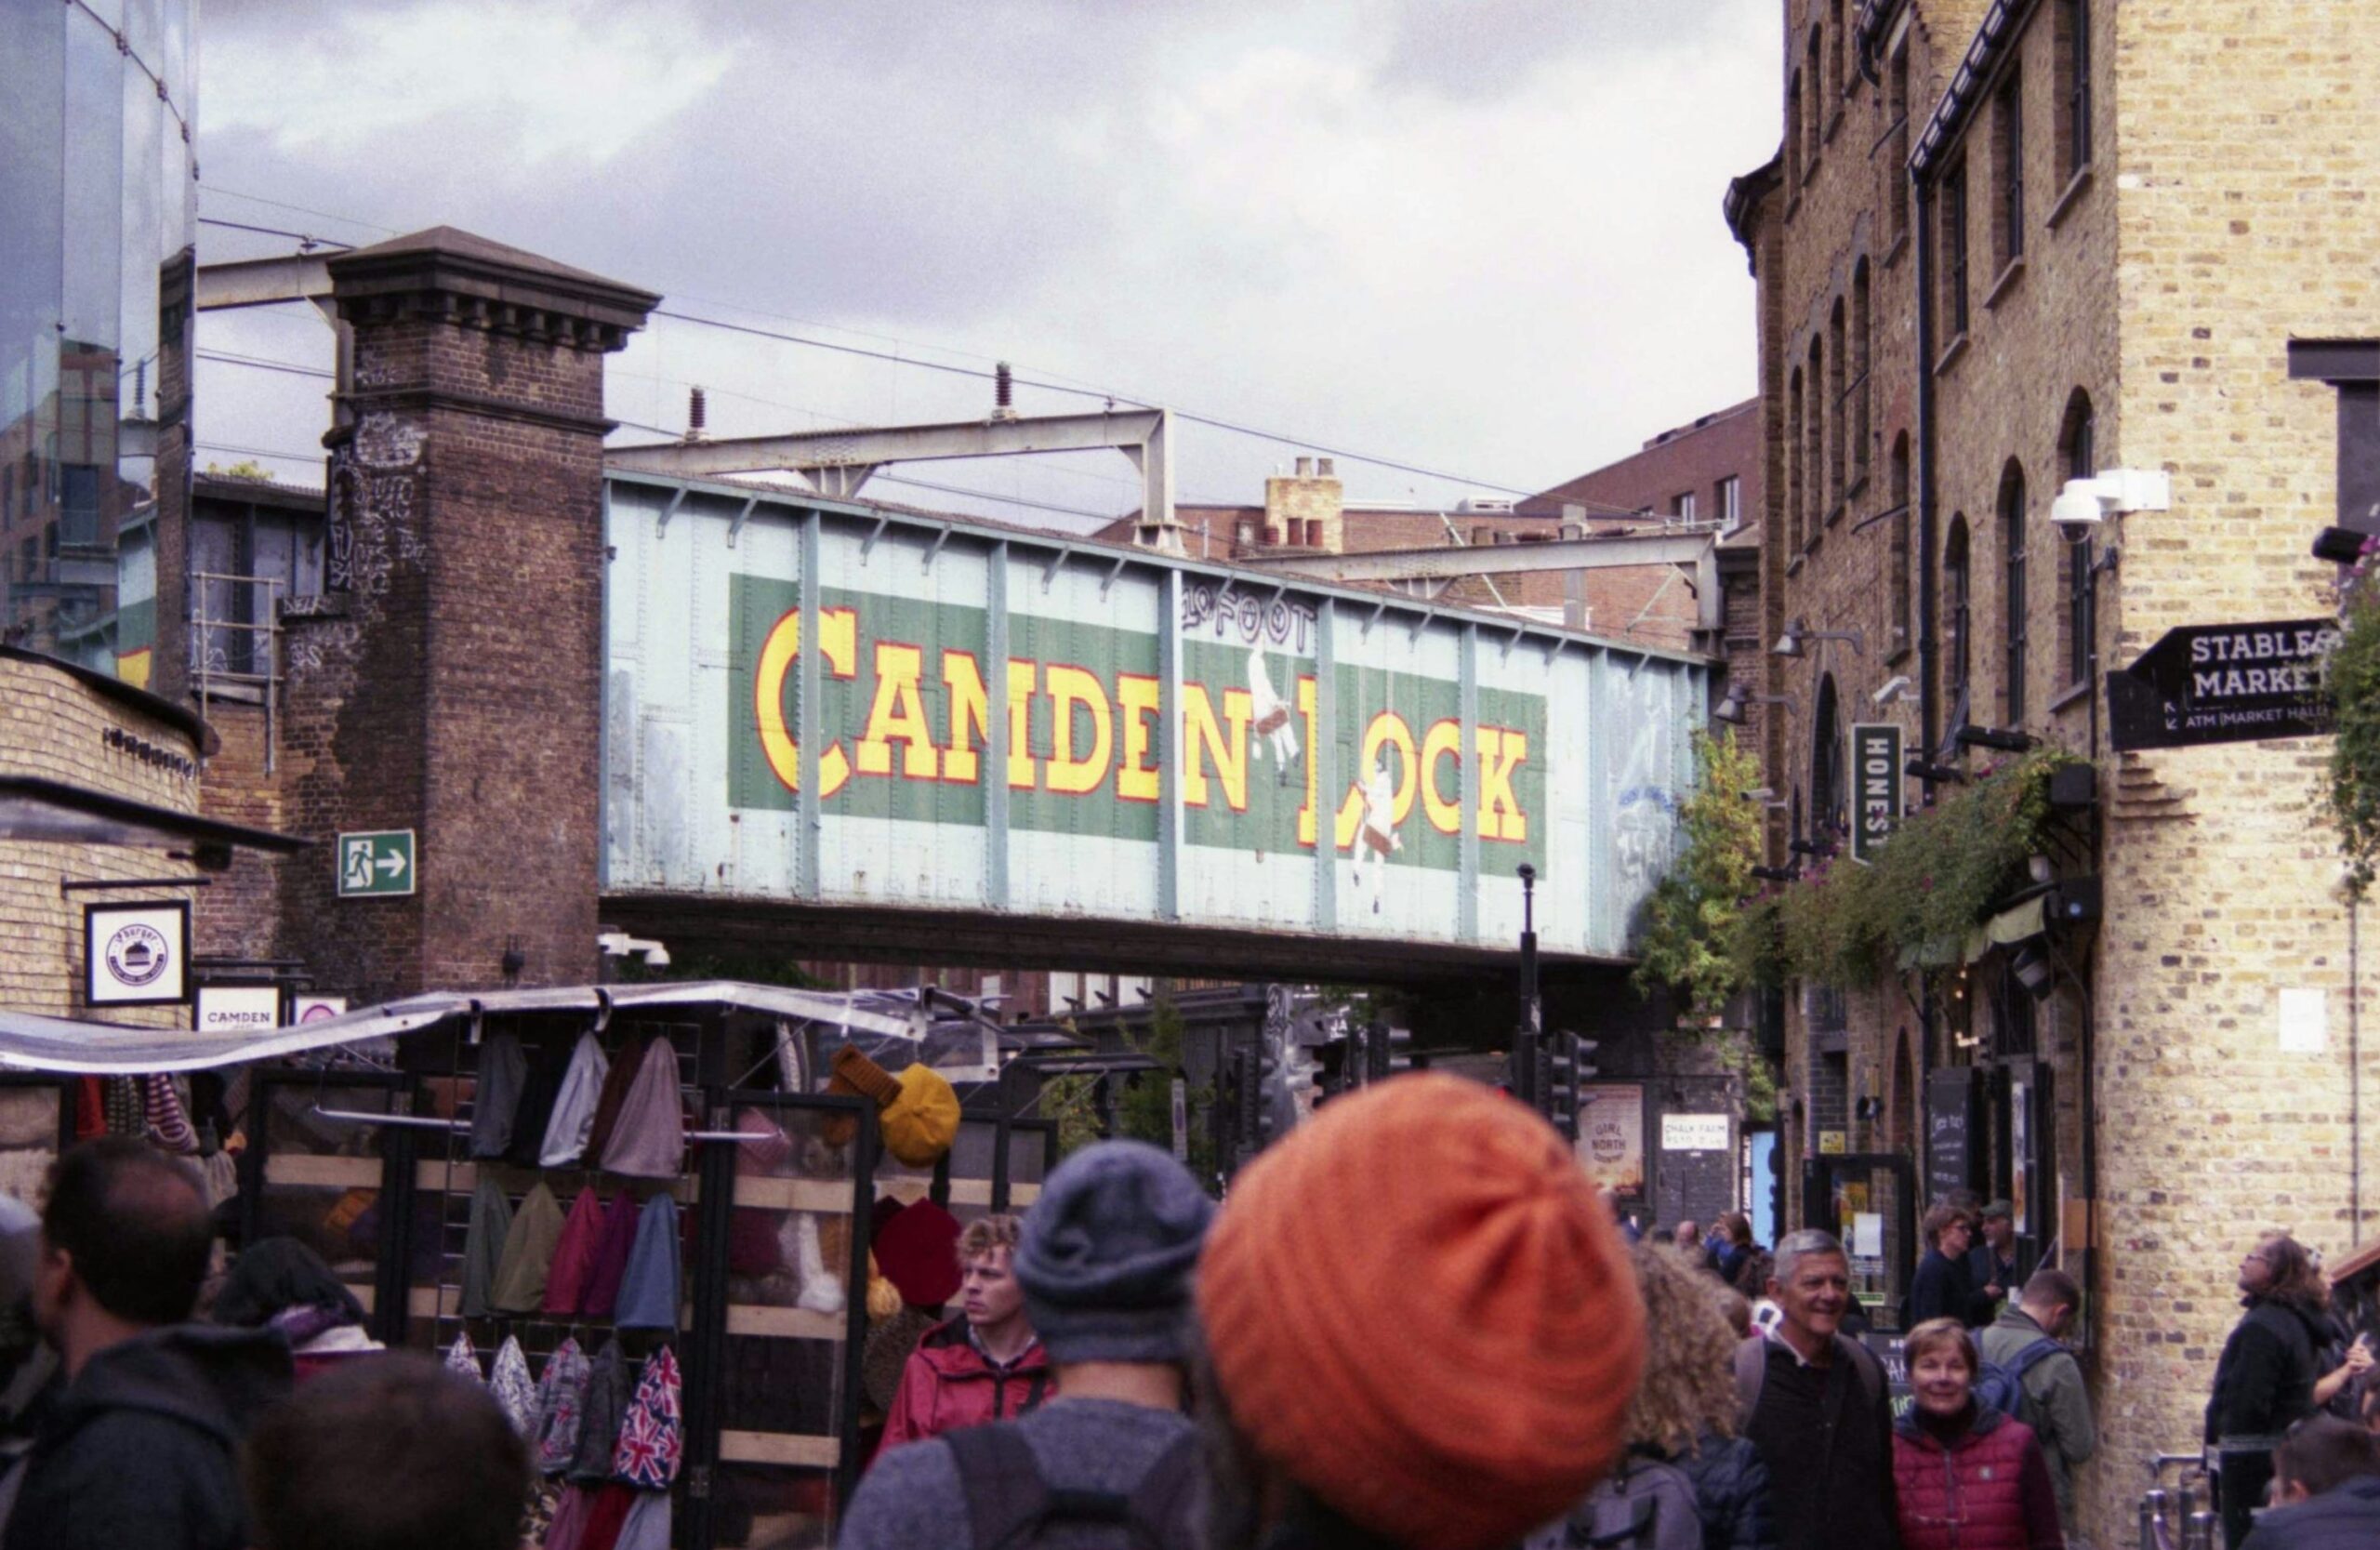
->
[873,1317,1054,1462]
[1892,1403,2065,1550]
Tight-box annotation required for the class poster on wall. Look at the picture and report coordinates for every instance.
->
[194,985,282,1037]
[1577,1084,1645,1196]
[84,901,190,1008]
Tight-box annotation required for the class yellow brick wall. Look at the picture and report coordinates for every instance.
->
[0,656,205,1025]
[1754,4,2379,1543]
[2082,5,2380,1541]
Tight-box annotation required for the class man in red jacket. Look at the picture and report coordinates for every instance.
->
[876,1213,1052,1458]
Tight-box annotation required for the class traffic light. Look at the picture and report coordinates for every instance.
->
[1540,1032,1597,1140]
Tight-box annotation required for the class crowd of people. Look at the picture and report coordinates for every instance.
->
[0,1084,2375,1549]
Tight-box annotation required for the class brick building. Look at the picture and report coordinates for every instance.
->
[1728,1,2380,1540]
[1097,399,1762,661]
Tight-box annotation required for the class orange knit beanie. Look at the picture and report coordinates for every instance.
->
[1197,1074,1645,1550]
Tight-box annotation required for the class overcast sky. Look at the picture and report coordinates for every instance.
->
[194,0,1782,531]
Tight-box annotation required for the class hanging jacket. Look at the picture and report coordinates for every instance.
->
[579,1190,641,1319]
[491,1182,567,1314]
[458,1172,513,1319]
[874,1316,1055,1462]
[1,1324,293,1550]
[614,1192,682,1331]
[468,1033,528,1159]
[1890,1403,2064,1550]
[538,1032,612,1168]
[2207,1297,2326,1443]
[543,1188,608,1318]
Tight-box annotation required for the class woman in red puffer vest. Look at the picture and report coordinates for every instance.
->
[1893,1318,2065,1550]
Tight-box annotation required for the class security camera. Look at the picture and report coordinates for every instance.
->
[2051,480,2106,537]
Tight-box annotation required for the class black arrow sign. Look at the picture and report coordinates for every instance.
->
[2106,617,2340,751]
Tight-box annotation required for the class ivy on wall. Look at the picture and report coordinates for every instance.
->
[1733,748,2085,991]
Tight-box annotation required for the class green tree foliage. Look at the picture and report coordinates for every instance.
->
[1633,729,1765,1016]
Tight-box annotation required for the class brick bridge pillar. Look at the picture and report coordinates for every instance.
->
[276,229,655,1001]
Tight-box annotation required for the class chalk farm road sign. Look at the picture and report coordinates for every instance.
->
[1849,722,1903,864]
[337,829,416,898]
[2108,618,2341,752]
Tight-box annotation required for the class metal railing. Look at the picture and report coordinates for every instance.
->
[189,571,282,772]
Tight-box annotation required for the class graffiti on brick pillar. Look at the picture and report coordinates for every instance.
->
[327,459,359,593]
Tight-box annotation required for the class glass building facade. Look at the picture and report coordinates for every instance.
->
[0,0,198,683]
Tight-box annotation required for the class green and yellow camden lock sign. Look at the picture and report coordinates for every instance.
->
[337,829,416,898]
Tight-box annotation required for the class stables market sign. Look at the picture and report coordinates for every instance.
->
[2107,618,2341,752]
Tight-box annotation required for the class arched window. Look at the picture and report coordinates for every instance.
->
[1828,0,1847,105]
[1999,461,2028,722]
[1806,28,1824,168]
[1788,366,1805,550]
[2060,391,2097,688]
[1788,71,1805,191]
[1945,515,1972,721]
[1828,298,1847,508]
[1888,432,1912,649]
[1807,336,1825,534]
[1811,673,1844,841]
[1852,261,1872,481]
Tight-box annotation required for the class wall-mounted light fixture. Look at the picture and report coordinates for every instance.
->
[1952,724,2038,753]
[1773,618,1866,658]
[1872,675,1912,705]
[1714,685,1801,725]
[1905,756,1967,785]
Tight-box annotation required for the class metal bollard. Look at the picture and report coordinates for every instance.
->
[2139,1489,2171,1550]
[2185,1510,2217,1550]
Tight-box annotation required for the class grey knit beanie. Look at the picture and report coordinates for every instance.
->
[1013,1140,1213,1366]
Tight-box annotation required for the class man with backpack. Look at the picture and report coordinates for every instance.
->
[1977,1268,2096,1537]
[838,1140,1213,1550]
[1738,1229,1898,1550]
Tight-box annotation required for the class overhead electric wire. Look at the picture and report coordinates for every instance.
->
[198,192,1630,516]
[197,217,354,250]
[204,186,398,236]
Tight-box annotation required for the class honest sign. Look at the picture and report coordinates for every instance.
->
[2108,618,2340,751]
[1849,722,1902,864]
[337,829,416,897]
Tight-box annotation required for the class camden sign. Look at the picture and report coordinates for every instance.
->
[1849,722,1903,864]
[2107,618,2340,752]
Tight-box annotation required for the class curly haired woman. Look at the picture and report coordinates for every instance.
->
[1532,1240,1778,1550]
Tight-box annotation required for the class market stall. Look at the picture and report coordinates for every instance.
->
[0,981,1056,1550]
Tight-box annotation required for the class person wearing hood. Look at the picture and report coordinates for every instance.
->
[207,1238,383,1382]
[1890,1318,2062,1550]
[4,1137,293,1550]
[841,1142,1212,1550]
[2208,1234,2334,1547]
